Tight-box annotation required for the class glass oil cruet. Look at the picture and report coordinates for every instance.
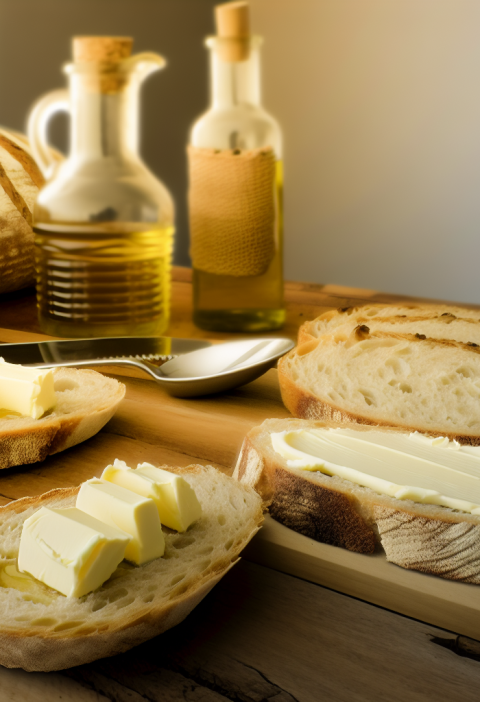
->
[188,1,285,332]
[28,36,174,338]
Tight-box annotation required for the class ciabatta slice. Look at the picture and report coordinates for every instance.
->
[234,418,480,583]
[279,324,480,444]
[298,303,480,345]
[0,465,263,671]
[0,368,125,469]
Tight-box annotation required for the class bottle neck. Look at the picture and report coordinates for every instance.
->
[208,37,262,109]
[68,72,139,161]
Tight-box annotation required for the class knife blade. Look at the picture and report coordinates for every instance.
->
[0,336,211,366]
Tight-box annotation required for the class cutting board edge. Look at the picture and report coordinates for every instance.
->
[243,515,480,641]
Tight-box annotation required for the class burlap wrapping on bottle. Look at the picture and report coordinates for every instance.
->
[188,145,276,277]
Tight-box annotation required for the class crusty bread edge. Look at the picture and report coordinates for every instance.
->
[297,302,480,345]
[0,369,126,470]
[235,430,377,554]
[0,566,227,672]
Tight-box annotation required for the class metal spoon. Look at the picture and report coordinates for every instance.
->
[33,337,295,397]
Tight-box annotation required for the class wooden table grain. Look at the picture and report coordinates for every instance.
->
[1,267,480,701]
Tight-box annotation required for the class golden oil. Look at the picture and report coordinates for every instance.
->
[0,562,56,604]
[34,223,174,338]
[193,161,285,332]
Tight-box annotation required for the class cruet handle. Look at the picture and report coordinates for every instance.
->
[27,89,69,179]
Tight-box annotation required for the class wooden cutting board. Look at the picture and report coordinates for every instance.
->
[0,328,479,643]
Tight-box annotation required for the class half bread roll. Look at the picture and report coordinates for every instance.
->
[0,465,263,671]
[0,367,125,469]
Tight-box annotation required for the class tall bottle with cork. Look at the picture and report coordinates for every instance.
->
[188,1,285,332]
[28,37,174,338]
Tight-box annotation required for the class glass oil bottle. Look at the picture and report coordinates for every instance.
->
[188,1,285,332]
[28,36,174,338]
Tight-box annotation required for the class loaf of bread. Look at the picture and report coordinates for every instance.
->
[0,465,262,671]
[0,128,52,293]
[234,418,480,583]
[279,316,480,443]
[298,303,480,345]
[0,367,125,469]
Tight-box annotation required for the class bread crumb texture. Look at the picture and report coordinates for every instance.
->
[0,465,263,671]
[281,304,480,440]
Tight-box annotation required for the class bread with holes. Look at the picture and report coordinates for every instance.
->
[0,464,263,671]
[0,367,125,469]
[298,303,480,345]
[234,417,480,583]
[279,322,480,444]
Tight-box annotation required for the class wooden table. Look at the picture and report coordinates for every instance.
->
[1,267,480,701]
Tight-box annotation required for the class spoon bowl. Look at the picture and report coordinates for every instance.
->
[156,337,295,396]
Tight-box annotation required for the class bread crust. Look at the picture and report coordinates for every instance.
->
[0,466,263,671]
[0,368,126,469]
[234,418,480,583]
[0,573,224,671]
[238,439,376,553]
[0,128,49,293]
[298,303,480,345]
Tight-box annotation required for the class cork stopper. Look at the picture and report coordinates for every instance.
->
[215,1,250,62]
[71,37,133,94]
[73,36,133,64]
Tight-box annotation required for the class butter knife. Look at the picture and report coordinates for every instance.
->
[0,336,211,366]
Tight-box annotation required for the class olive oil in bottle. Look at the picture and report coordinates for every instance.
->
[35,223,174,338]
[28,36,174,337]
[188,1,285,332]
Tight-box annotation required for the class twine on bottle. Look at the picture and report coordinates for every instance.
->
[188,145,276,277]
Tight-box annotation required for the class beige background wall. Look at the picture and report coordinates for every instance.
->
[252,0,480,304]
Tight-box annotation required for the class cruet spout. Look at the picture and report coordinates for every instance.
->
[123,52,166,81]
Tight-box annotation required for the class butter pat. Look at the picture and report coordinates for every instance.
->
[102,461,202,532]
[0,360,56,419]
[76,479,165,565]
[18,507,130,597]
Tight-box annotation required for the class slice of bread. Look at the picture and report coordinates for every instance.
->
[298,303,480,345]
[0,464,263,671]
[279,323,480,443]
[0,368,125,469]
[233,418,480,583]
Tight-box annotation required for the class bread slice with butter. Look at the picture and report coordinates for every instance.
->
[0,464,263,671]
[234,418,480,583]
[0,367,125,469]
